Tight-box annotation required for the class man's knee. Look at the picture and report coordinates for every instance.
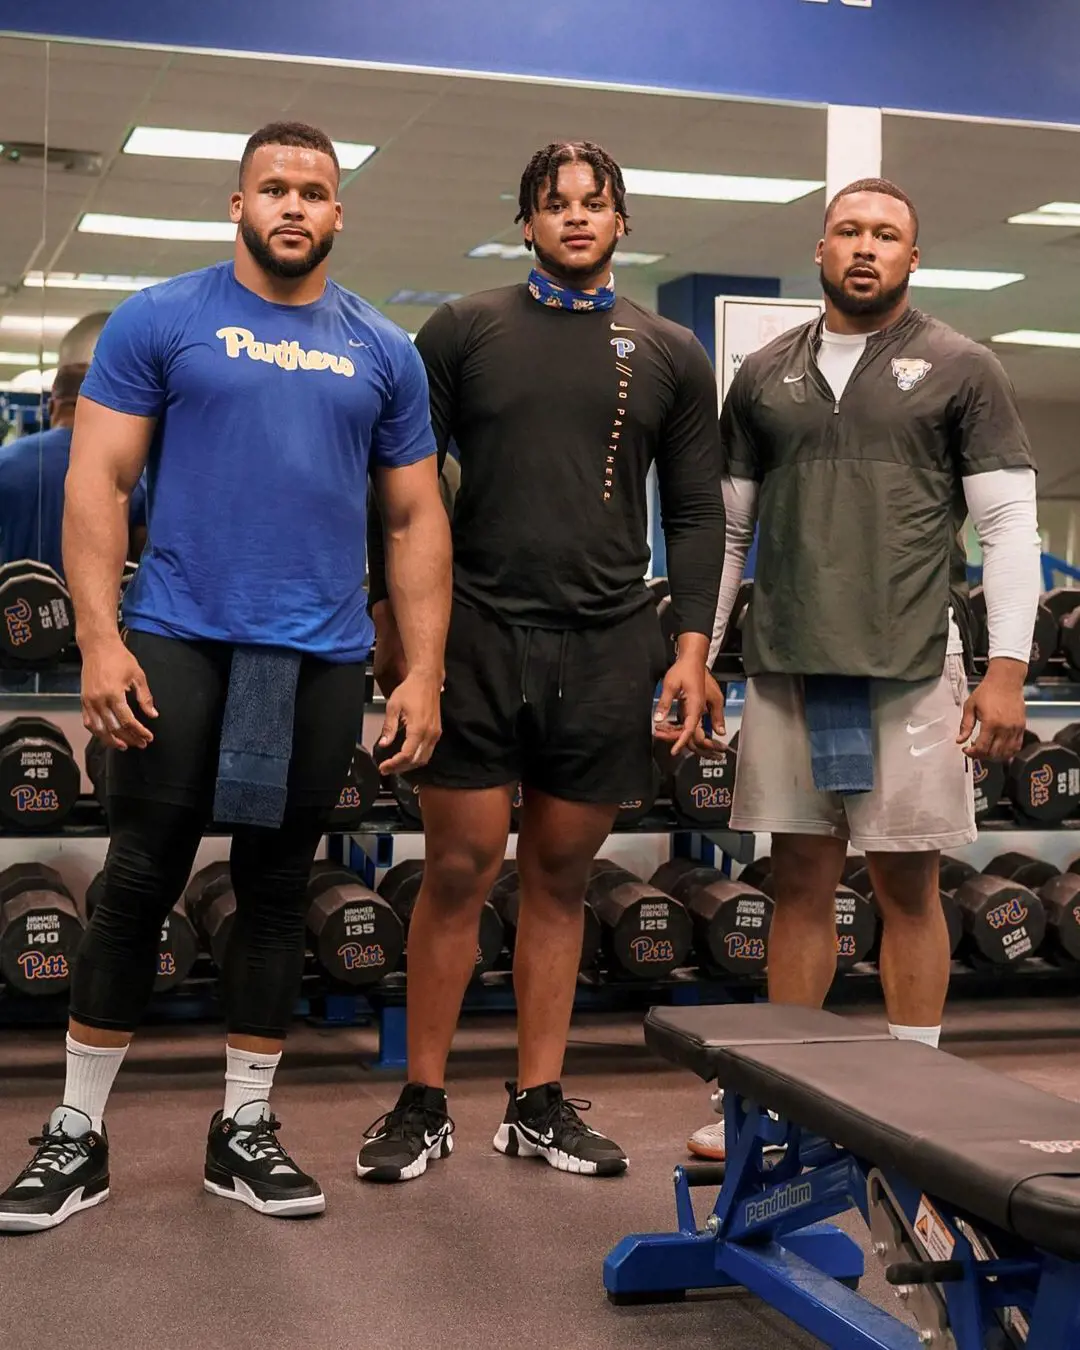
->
[424,843,505,914]
[516,843,593,910]
[867,850,941,921]
[771,834,847,909]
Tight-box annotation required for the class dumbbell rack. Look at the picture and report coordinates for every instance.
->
[6,683,1080,1071]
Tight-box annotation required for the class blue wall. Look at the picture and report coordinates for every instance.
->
[4,1,1080,127]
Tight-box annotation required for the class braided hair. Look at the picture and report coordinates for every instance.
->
[515,141,631,248]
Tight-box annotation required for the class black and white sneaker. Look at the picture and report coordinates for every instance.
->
[493,1081,628,1177]
[356,1082,454,1183]
[0,1106,109,1233]
[204,1101,324,1218]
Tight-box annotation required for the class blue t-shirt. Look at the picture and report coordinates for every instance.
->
[0,426,147,580]
[80,261,436,661]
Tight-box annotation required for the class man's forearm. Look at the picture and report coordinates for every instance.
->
[384,501,453,677]
[63,473,132,649]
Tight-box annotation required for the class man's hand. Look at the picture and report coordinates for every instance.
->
[80,635,157,750]
[376,669,442,774]
[957,657,1027,762]
[371,598,407,697]
[653,637,726,757]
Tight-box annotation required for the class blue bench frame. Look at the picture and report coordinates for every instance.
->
[604,1089,1080,1348]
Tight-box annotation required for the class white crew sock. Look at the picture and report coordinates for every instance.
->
[223,1044,281,1119]
[63,1034,129,1133]
[889,1023,941,1049]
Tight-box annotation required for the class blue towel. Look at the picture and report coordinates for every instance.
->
[213,647,302,829]
[803,675,874,795]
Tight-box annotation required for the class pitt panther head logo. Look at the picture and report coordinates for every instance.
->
[892,358,932,392]
[611,337,636,359]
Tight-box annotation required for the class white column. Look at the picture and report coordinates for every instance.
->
[826,105,883,204]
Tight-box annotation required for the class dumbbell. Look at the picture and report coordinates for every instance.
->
[968,587,988,660]
[953,874,1046,967]
[983,851,1061,891]
[0,862,84,996]
[739,855,773,891]
[585,860,693,979]
[378,857,506,975]
[1027,604,1059,680]
[717,579,753,657]
[184,861,235,969]
[1032,874,1080,966]
[671,744,737,827]
[0,560,75,667]
[0,717,81,831]
[489,865,603,971]
[85,869,199,993]
[971,756,1006,824]
[611,764,661,829]
[1005,738,1080,824]
[1042,587,1080,625]
[655,596,678,662]
[1059,611,1080,681]
[649,858,772,975]
[329,743,381,830]
[306,861,404,986]
[844,861,962,958]
[939,855,977,893]
[756,867,877,972]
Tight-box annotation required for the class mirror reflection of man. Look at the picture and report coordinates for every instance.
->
[0,363,146,576]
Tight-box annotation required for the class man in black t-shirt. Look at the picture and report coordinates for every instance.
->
[362,142,726,1183]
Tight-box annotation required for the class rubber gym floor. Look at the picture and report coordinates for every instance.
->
[1,996,1075,1350]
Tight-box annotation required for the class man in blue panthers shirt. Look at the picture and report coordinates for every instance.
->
[0,122,451,1234]
[0,364,146,577]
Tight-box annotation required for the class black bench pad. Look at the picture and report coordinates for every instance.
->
[646,1005,1080,1261]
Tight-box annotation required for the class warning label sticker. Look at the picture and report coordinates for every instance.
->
[914,1195,956,1263]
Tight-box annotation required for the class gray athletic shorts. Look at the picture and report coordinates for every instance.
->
[730,653,977,853]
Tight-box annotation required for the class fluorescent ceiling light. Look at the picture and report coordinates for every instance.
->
[1008,202,1080,228]
[24,271,167,292]
[386,289,463,306]
[0,350,59,365]
[910,269,1024,291]
[9,366,56,393]
[79,213,235,242]
[0,315,80,335]
[467,242,665,265]
[991,329,1080,349]
[123,126,376,172]
[621,167,823,204]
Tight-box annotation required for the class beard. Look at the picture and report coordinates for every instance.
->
[819,264,909,318]
[532,232,619,288]
[241,218,335,279]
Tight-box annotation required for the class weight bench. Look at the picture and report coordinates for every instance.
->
[604,1005,1080,1349]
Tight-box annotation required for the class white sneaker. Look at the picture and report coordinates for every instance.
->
[687,1092,784,1163]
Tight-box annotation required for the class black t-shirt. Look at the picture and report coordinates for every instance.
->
[368,283,725,635]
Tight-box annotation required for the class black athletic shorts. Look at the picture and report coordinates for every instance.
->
[105,629,366,814]
[417,599,669,803]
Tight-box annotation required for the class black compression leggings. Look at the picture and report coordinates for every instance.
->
[70,795,329,1038]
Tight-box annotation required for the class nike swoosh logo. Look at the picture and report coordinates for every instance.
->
[348,339,367,348]
[906,717,944,736]
[783,373,805,384]
[910,736,950,758]
[518,1124,554,1146]
[610,323,636,333]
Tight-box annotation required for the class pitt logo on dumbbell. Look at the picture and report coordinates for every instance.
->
[987,897,1029,930]
[338,786,362,809]
[159,952,177,977]
[630,936,676,964]
[17,950,69,981]
[837,934,858,958]
[1030,765,1053,809]
[10,786,60,813]
[4,599,32,646]
[726,933,766,962]
[690,785,732,811]
[337,942,386,972]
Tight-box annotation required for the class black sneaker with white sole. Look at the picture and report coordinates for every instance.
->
[204,1101,324,1218]
[0,1106,109,1233]
[356,1082,454,1183]
[493,1081,628,1177]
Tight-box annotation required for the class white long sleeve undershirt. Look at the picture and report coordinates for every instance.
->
[707,468,1041,669]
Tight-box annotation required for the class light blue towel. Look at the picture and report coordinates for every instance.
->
[213,647,302,829]
[803,675,874,795]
